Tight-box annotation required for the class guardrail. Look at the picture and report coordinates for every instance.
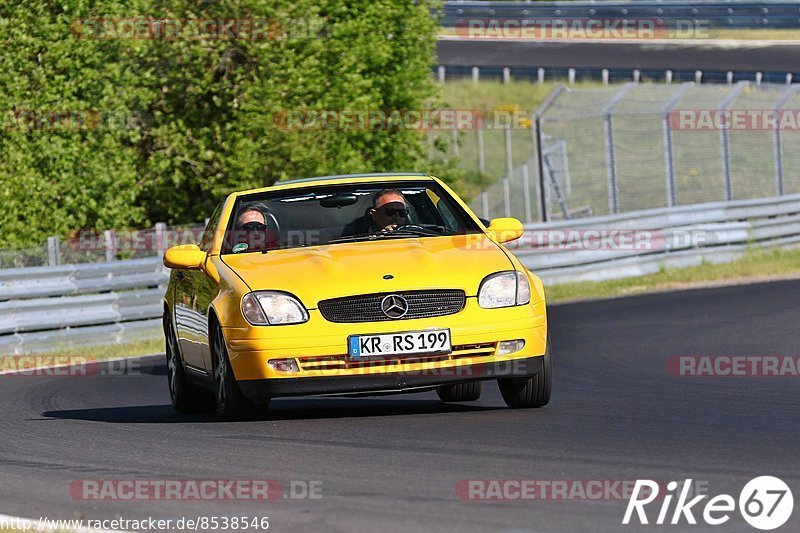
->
[2,193,799,353]
[510,193,800,284]
[442,1,800,29]
[0,258,167,355]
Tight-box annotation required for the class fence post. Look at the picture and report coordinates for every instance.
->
[772,85,799,196]
[537,68,545,84]
[695,70,703,84]
[718,82,747,202]
[568,68,576,86]
[502,67,510,84]
[104,229,116,262]
[633,69,640,83]
[531,85,565,223]
[476,126,486,174]
[602,69,609,85]
[661,83,692,208]
[504,123,513,184]
[503,178,511,218]
[601,83,635,214]
[451,125,459,157]
[534,116,548,222]
[437,65,446,83]
[155,222,168,256]
[471,66,480,82]
[521,163,533,223]
[47,236,61,266]
[665,70,673,84]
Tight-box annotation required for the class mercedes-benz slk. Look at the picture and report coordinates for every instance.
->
[162,173,550,419]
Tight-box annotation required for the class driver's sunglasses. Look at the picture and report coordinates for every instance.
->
[241,221,268,231]
[379,207,409,218]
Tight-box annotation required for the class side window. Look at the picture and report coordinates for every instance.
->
[199,202,223,252]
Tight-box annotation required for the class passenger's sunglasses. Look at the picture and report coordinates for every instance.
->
[241,221,269,231]
[378,207,409,218]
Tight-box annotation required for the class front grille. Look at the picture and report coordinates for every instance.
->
[318,290,466,323]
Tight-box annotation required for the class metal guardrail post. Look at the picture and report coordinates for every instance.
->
[437,65,445,83]
[155,222,168,256]
[47,236,60,266]
[104,230,116,262]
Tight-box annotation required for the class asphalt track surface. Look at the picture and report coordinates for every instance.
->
[437,39,800,73]
[2,280,799,532]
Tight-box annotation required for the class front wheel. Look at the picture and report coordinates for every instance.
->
[498,342,552,409]
[211,323,266,420]
[164,312,215,413]
[437,381,482,402]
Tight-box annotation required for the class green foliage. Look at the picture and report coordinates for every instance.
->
[0,0,440,247]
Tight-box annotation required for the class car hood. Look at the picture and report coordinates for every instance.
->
[220,234,514,307]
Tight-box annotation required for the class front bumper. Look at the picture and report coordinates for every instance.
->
[238,355,545,399]
[223,298,546,394]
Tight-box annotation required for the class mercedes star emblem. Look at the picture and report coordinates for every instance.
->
[380,294,409,319]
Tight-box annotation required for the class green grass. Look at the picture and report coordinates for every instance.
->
[545,247,800,303]
[7,338,163,359]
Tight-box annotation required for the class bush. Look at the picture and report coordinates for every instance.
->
[0,0,440,247]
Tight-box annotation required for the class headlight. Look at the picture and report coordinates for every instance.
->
[242,291,309,325]
[478,271,531,309]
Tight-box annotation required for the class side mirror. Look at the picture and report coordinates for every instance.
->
[163,244,206,270]
[487,217,525,243]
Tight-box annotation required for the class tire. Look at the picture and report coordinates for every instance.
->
[164,312,215,413]
[498,342,552,409]
[211,322,266,420]
[437,381,482,402]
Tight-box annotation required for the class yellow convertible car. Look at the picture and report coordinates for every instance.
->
[163,173,549,419]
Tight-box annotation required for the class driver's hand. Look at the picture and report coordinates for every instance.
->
[379,224,399,234]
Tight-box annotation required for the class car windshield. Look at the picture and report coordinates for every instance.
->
[221,180,482,254]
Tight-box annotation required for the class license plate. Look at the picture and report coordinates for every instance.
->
[348,329,451,358]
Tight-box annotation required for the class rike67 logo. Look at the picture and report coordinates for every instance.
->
[623,477,793,530]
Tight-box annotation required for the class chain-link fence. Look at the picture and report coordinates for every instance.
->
[0,223,205,269]
[457,81,800,222]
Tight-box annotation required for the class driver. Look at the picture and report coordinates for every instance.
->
[230,202,279,251]
[369,189,409,233]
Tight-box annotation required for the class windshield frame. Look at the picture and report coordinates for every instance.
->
[220,179,483,255]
